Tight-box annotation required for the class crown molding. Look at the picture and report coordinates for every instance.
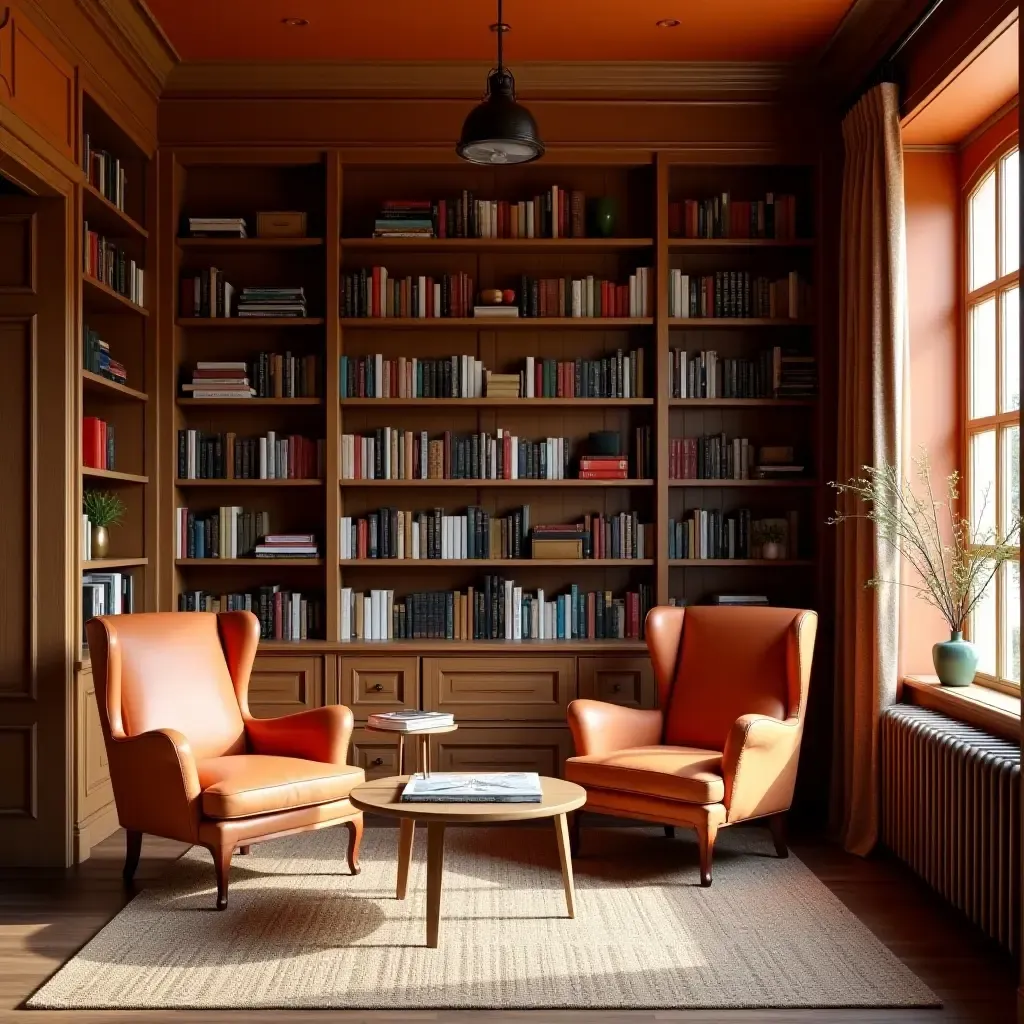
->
[80,0,177,91]
[164,60,793,100]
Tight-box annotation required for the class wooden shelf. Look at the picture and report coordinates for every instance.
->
[339,397,653,408]
[81,369,148,402]
[177,317,325,327]
[669,398,816,408]
[668,237,814,250]
[82,467,148,484]
[669,559,814,567]
[258,638,648,653]
[176,558,325,566]
[177,237,324,249]
[668,317,813,328]
[340,559,654,568]
[177,397,323,407]
[82,274,148,316]
[82,182,148,240]
[339,478,654,488]
[175,478,324,487]
[341,317,653,330]
[82,557,148,569]
[668,478,817,488]
[341,237,654,252]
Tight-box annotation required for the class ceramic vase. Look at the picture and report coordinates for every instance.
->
[590,197,617,238]
[932,630,978,687]
[91,524,109,559]
[762,541,783,560]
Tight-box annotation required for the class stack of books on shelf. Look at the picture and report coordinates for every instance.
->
[518,270,651,318]
[373,201,434,238]
[668,192,798,239]
[178,588,322,640]
[340,354,485,399]
[249,352,319,398]
[187,217,247,239]
[256,533,319,559]
[181,361,255,400]
[711,594,769,606]
[367,710,454,731]
[670,435,753,480]
[343,269,473,318]
[668,270,811,319]
[522,351,645,398]
[177,429,325,480]
[180,268,234,317]
[82,572,135,641]
[774,350,818,398]
[485,373,520,398]
[577,454,628,481]
[174,507,272,559]
[237,286,307,318]
[340,428,578,481]
[340,578,653,641]
[473,302,519,319]
[669,509,753,560]
[671,346,816,399]
[82,416,115,470]
[532,514,652,559]
[82,136,127,211]
[84,228,144,305]
[754,446,806,480]
[83,327,126,384]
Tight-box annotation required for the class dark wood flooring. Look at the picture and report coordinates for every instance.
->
[0,827,1018,1023]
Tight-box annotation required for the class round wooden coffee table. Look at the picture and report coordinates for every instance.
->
[350,775,586,948]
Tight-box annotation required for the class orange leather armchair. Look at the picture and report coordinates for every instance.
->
[86,611,365,909]
[565,605,817,885]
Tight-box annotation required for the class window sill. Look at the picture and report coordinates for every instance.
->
[902,675,1020,742]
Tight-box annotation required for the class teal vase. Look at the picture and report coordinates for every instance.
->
[590,197,617,238]
[931,631,978,687]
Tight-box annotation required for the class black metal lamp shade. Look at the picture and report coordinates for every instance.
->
[456,69,544,166]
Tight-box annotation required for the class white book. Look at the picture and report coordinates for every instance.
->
[341,588,351,640]
[259,437,268,479]
[525,355,535,398]
[513,586,522,640]
[291,592,301,639]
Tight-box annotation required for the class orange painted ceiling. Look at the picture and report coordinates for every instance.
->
[147,0,857,63]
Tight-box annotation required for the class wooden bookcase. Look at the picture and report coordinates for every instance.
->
[160,148,820,777]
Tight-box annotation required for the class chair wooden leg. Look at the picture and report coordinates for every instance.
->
[664,825,676,839]
[569,812,581,857]
[211,845,234,910]
[697,822,718,888]
[345,816,363,875]
[123,829,142,883]
[237,844,251,855]
[768,813,789,859]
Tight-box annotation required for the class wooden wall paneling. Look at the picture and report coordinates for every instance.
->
[431,725,575,778]
[578,655,655,709]
[73,664,115,861]
[339,655,419,719]
[654,152,670,606]
[326,151,341,640]
[247,654,324,719]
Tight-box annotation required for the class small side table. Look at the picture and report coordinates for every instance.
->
[363,722,458,777]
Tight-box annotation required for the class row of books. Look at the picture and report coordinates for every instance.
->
[668,193,799,240]
[84,228,144,306]
[339,579,654,641]
[343,269,475,319]
[521,352,646,399]
[178,588,323,640]
[372,188,587,240]
[531,516,652,560]
[667,511,798,560]
[670,436,754,481]
[670,347,817,399]
[82,417,116,471]
[173,507,271,559]
[668,270,810,319]
[82,135,127,212]
[180,274,309,319]
[176,430,325,480]
[82,572,135,642]
[83,327,126,385]
[340,355,486,399]
[516,271,652,319]
[181,354,320,400]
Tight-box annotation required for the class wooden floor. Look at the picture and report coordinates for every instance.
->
[0,827,1018,1024]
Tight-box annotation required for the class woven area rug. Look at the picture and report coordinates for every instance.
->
[28,825,938,1010]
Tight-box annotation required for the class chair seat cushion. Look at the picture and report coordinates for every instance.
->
[197,754,365,820]
[565,745,725,805]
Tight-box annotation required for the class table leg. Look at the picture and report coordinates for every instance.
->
[554,813,576,919]
[397,818,415,900]
[420,734,431,776]
[425,822,446,948]
[398,734,406,775]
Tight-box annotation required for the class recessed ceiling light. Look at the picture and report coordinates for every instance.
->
[282,17,308,27]
[656,18,681,28]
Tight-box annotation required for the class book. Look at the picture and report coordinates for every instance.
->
[367,710,454,732]
[400,772,542,803]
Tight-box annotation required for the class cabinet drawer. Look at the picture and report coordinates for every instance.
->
[423,657,575,721]
[248,655,323,718]
[339,657,418,719]
[349,727,404,780]
[76,668,112,819]
[578,657,655,709]
[431,726,574,778]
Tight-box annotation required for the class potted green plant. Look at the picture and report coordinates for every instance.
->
[754,521,786,560]
[83,490,126,559]
[829,452,1021,687]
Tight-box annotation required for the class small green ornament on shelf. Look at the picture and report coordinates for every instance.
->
[589,197,617,238]
[83,490,126,560]
[829,450,1021,687]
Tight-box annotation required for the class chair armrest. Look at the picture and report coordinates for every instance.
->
[245,705,355,765]
[108,728,202,842]
[567,699,663,757]
[722,713,802,822]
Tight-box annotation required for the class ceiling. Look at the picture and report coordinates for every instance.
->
[146,0,858,63]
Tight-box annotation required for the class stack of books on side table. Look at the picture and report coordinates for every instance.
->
[401,772,543,803]
[367,710,454,732]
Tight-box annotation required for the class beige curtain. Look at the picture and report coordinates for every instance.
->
[833,82,908,856]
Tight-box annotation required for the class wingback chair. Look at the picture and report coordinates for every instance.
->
[86,611,365,909]
[565,605,817,885]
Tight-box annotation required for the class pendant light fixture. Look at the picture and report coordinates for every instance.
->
[456,0,544,165]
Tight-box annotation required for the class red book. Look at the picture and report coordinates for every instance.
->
[577,469,628,480]
[437,199,446,239]
[558,188,567,238]
[371,267,381,318]
[668,202,682,237]
[82,417,103,468]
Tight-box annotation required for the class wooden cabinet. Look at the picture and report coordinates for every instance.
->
[578,656,656,709]
[248,654,324,719]
[349,726,404,780]
[431,726,575,778]
[423,657,575,721]
[339,656,419,720]
[73,666,117,861]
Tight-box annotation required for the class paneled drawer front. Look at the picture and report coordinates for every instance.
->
[578,657,655,709]
[423,657,576,721]
[248,655,323,718]
[432,727,574,778]
[350,727,402,780]
[340,657,419,719]
[77,668,113,820]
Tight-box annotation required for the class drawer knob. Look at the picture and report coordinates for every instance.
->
[372,683,384,692]
[372,757,384,767]
[612,683,622,693]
